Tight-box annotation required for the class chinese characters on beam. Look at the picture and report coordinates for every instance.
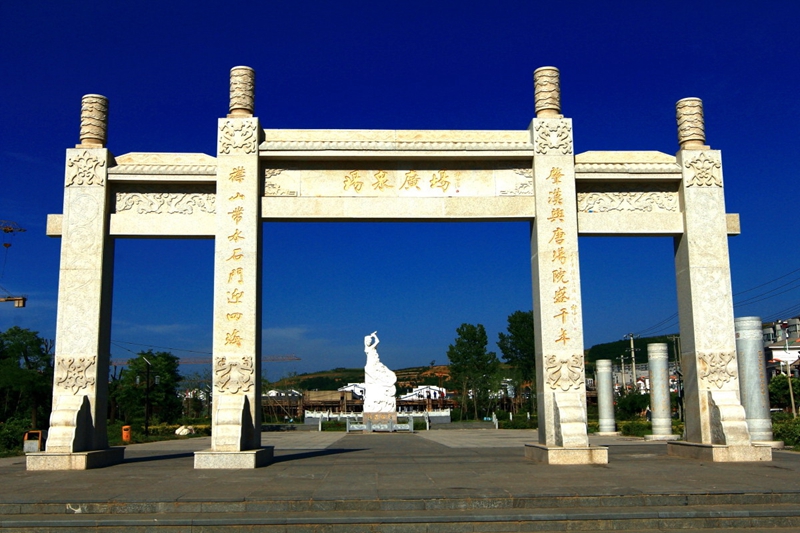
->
[343,169,453,193]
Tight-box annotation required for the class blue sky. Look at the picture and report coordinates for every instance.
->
[1,2,799,378]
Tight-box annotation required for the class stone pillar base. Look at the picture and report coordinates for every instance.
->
[667,441,772,462]
[524,443,608,465]
[26,448,125,471]
[594,431,621,436]
[644,434,681,441]
[752,440,785,449]
[194,447,273,469]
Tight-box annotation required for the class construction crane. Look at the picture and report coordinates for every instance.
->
[109,354,300,367]
[0,220,26,308]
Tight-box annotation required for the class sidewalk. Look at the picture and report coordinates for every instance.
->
[1,430,799,531]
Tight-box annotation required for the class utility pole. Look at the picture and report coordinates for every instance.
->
[624,333,640,392]
[780,321,797,419]
[619,354,627,392]
[667,334,683,420]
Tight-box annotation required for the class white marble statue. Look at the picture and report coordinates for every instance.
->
[363,331,397,413]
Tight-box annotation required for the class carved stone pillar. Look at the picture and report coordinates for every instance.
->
[28,95,123,470]
[596,360,618,435]
[195,67,272,468]
[524,67,607,465]
[735,316,781,446]
[645,344,679,441]
[668,99,770,462]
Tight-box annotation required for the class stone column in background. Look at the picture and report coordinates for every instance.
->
[525,67,607,465]
[596,360,618,435]
[645,343,678,440]
[735,316,780,445]
[195,66,271,468]
[28,95,124,470]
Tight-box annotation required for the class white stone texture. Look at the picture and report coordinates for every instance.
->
[194,446,273,469]
[524,443,608,465]
[211,117,262,453]
[667,441,771,462]
[530,118,588,449]
[26,448,124,471]
[596,360,616,433]
[735,316,775,442]
[46,148,114,456]
[363,332,397,415]
[647,344,674,437]
[674,149,743,446]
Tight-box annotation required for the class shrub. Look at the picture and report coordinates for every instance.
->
[321,421,347,432]
[499,417,537,430]
[0,418,31,453]
[620,420,651,437]
[773,418,800,447]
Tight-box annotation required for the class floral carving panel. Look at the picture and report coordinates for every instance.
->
[545,353,585,391]
[214,356,255,394]
[577,183,679,213]
[698,352,737,389]
[67,151,106,186]
[56,356,97,394]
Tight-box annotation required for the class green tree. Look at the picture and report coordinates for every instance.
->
[0,327,54,428]
[497,310,535,412]
[769,374,800,411]
[447,323,500,420]
[113,350,183,427]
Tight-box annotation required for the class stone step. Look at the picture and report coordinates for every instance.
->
[2,503,800,532]
[3,492,800,515]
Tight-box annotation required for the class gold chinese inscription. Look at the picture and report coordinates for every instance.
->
[372,170,393,191]
[229,167,245,183]
[225,329,243,347]
[228,267,243,284]
[228,229,245,243]
[344,170,364,192]
[226,312,243,321]
[228,206,244,224]
[227,248,243,261]
[430,170,451,192]
[400,170,421,190]
[548,167,564,184]
[227,288,244,304]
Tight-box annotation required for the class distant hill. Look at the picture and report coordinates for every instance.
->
[586,335,679,364]
[271,365,452,392]
[271,337,680,393]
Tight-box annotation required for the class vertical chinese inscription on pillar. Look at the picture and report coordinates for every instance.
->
[542,166,582,391]
[223,166,247,355]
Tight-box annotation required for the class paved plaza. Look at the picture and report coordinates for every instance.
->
[2,429,800,530]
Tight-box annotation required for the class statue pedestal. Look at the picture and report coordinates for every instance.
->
[363,412,397,432]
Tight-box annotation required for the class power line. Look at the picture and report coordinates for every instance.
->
[634,265,800,337]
